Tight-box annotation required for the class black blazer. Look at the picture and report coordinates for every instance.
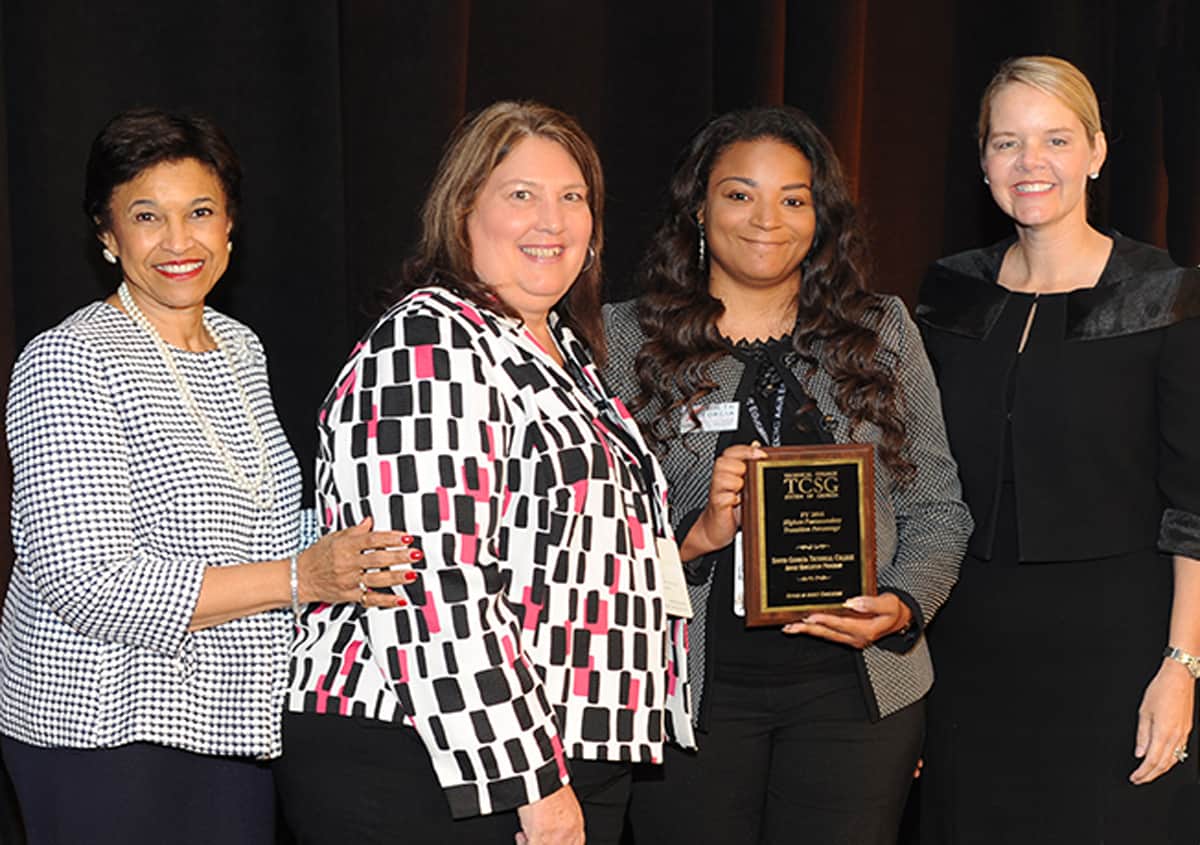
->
[917,234,1200,563]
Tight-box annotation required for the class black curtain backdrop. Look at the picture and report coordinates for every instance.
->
[0,1,1197,841]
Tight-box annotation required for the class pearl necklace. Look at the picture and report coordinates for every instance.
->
[118,282,274,510]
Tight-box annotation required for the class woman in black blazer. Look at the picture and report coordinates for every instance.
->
[918,55,1200,844]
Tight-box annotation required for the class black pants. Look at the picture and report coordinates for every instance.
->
[628,679,924,845]
[276,711,632,844]
[0,734,275,845]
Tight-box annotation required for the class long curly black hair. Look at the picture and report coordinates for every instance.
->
[632,105,914,483]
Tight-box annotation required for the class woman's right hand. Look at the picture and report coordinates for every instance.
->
[297,517,420,607]
[678,443,768,561]
[515,785,584,845]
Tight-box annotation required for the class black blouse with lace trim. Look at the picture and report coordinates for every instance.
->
[708,335,862,692]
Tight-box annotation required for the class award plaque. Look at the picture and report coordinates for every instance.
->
[743,444,876,627]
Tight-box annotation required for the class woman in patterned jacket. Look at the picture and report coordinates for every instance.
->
[277,101,692,845]
[602,106,972,844]
[0,109,414,845]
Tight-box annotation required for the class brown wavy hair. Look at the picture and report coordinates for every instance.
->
[391,100,605,359]
[632,106,914,483]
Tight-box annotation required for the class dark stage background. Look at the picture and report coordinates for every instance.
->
[0,1,1197,841]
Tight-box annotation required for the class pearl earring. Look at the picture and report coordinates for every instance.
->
[1088,172,1099,180]
[983,176,990,186]
[102,248,118,265]
[227,241,234,253]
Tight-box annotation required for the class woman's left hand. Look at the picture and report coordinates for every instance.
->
[1129,660,1195,785]
[781,593,912,649]
[299,517,418,607]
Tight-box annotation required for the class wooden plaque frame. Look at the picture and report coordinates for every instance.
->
[743,444,877,627]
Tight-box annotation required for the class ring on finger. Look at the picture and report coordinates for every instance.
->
[358,579,368,607]
[1174,746,1189,764]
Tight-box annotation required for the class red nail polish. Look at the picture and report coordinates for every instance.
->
[395,598,408,607]
[410,549,423,561]
[403,572,418,583]
[400,535,413,545]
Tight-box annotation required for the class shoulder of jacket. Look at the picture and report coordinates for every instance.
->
[601,298,647,371]
[17,302,117,365]
[859,293,914,352]
[602,298,642,337]
[926,242,1004,279]
[869,293,910,325]
[204,307,267,358]
[360,286,508,356]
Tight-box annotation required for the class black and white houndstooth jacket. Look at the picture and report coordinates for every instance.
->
[285,287,692,820]
[0,301,303,758]
[602,296,972,722]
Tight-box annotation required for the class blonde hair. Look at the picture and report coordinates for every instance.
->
[978,55,1102,150]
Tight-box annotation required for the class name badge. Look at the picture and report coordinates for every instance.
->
[680,401,740,434]
[733,531,745,617]
[657,537,694,619]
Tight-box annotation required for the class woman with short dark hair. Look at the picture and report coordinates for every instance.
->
[0,108,414,845]
[83,108,245,232]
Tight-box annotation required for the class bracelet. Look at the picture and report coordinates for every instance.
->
[289,553,302,622]
[1163,646,1200,680]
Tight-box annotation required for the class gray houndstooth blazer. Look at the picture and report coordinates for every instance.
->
[601,296,972,722]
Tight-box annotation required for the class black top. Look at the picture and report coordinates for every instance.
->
[917,234,1200,563]
[708,336,859,686]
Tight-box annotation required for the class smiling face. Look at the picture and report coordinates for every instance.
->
[982,82,1106,231]
[99,157,232,318]
[701,138,816,298]
[465,135,592,326]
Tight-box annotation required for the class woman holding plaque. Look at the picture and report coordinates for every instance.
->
[602,106,972,844]
[917,56,1200,843]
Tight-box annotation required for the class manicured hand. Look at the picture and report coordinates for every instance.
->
[781,593,912,649]
[298,517,420,607]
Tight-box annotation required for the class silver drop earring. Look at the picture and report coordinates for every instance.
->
[102,248,118,265]
[697,221,707,267]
